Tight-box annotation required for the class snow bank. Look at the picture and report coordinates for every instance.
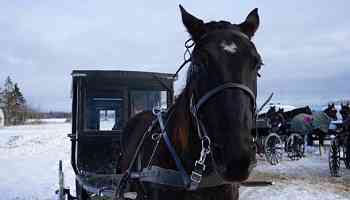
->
[259,103,297,114]
[26,118,68,124]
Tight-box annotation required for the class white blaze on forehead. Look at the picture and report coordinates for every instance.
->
[220,41,238,54]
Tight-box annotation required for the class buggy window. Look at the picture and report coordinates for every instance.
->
[130,90,167,116]
[85,97,123,131]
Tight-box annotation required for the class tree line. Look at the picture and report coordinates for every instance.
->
[0,76,72,126]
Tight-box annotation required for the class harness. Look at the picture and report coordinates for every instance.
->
[115,30,260,199]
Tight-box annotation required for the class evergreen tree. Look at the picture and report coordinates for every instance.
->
[2,76,15,125]
[13,83,27,124]
[0,86,3,106]
[1,76,28,125]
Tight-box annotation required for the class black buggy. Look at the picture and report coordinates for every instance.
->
[253,117,284,166]
[57,70,176,200]
[328,120,350,177]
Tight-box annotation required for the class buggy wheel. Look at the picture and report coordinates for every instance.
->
[286,134,305,160]
[264,133,283,165]
[329,139,341,177]
[345,142,350,169]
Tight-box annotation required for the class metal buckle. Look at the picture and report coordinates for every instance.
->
[195,160,206,172]
[190,161,206,183]
[190,171,202,183]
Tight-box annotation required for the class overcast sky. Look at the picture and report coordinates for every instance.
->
[1,1,349,111]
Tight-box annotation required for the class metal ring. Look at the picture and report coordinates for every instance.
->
[152,106,161,115]
[185,38,195,48]
[201,136,211,153]
[151,133,161,141]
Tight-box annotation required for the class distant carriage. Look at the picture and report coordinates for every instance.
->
[254,105,311,165]
[328,120,350,177]
[253,117,284,165]
[328,104,350,177]
[282,111,332,160]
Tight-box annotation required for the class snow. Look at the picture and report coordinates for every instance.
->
[241,148,350,200]
[0,123,75,200]
[1,123,350,200]
[259,103,297,114]
[26,118,68,124]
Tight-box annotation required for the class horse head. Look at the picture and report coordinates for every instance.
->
[266,106,276,116]
[278,108,284,113]
[180,5,261,182]
[324,103,337,120]
[340,103,350,120]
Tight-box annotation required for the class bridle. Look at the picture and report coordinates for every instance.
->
[180,29,260,190]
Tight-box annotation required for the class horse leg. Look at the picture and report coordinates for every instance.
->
[320,131,326,154]
[307,131,314,146]
[318,130,324,156]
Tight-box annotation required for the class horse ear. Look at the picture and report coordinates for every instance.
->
[239,8,260,39]
[179,5,205,42]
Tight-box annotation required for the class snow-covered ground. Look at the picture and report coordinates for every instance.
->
[0,123,75,200]
[241,149,350,200]
[25,118,68,124]
[1,123,350,200]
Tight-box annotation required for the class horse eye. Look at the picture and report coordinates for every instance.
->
[253,57,263,70]
[254,58,263,77]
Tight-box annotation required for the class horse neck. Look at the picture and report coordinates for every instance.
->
[161,86,200,170]
[340,108,350,119]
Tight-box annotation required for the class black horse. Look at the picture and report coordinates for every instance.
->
[324,103,338,121]
[339,103,350,137]
[309,104,337,147]
[119,5,261,200]
[271,108,286,133]
[257,105,276,119]
[340,103,350,121]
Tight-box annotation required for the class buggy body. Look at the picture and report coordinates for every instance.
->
[60,70,176,199]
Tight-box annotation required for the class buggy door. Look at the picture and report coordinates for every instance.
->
[76,86,126,174]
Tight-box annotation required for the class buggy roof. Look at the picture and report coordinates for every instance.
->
[71,70,176,91]
[72,70,176,80]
